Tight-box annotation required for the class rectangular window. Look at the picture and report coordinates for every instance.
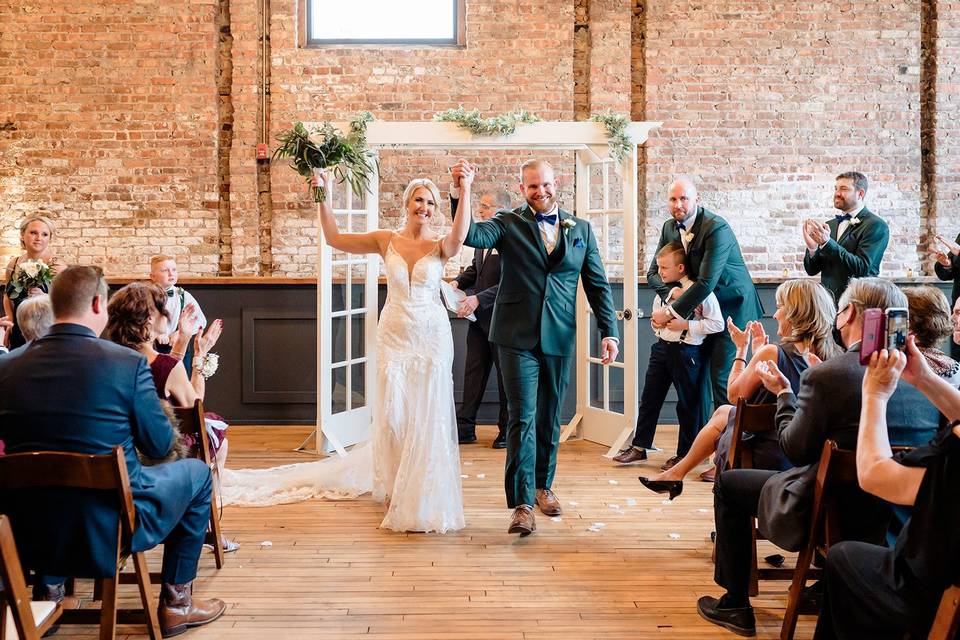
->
[301,0,464,46]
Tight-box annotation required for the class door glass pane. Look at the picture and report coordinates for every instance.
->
[351,361,366,409]
[608,365,624,414]
[350,262,366,309]
[350,313,365,359]
[331,365,347,413]
[589,362,605,409]
[330,281,346,313]
[331,316,347,364]
[589,164,604,210]
[589,312,599,359]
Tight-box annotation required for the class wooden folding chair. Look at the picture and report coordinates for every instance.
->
[0,447,161,640]
[174,399,226,569]
[779,440,858,640]
[928,582,960,640]
[0,515,62,640]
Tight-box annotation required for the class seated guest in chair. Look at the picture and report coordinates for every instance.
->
[697,277,939,637]
[613,242,723,469]
[903,286,960,390]
[815,338,960,639]
[103,282,237,554]
[0,266,226,637]
[637,279,842,499]
[15,293,53,342]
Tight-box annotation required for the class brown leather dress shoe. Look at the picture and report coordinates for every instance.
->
[535,488,563,516]
[660,455,682,471]
[612,446,648,464]
[507,505,536,536]
[158,582,226,638]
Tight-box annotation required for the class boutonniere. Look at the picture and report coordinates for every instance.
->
[560,218,577,237]
[683,231,695,244]
[849,217,862,226]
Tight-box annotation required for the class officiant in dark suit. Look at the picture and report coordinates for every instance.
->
[461,159,619,536]
[450,188,512,448]
[648,179,764,458]
[803,171,889,305]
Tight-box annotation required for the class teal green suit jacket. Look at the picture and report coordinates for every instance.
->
[464,205,618,356]
[803,207,889,304]
[647,207,763,327]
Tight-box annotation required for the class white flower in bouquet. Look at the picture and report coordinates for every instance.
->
[11,259,53,298]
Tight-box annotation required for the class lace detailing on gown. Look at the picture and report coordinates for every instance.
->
[220,237,464,534]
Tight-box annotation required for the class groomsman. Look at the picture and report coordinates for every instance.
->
[803,171,889,304]
[450,189,512,448]
[648,179,763,463]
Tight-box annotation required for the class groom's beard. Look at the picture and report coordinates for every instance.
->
[526,193,558,213]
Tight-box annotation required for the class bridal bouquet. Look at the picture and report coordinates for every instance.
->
[8,259,53,298]
[273,112,377,203]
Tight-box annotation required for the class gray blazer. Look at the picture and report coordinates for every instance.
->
[758,345,939,550]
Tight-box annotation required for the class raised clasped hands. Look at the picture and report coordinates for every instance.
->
[451,159,475,189]
[600,337,619,365]
[755,359,790,395]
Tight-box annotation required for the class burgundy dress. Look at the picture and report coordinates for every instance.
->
[150,354,226,458]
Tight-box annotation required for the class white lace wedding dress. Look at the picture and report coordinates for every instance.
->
[220,237,465,534]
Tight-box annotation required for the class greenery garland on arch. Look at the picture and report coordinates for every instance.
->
[590,112,632,162]
[433,106,542,136]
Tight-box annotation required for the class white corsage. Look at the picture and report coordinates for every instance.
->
[194,353,220,379]
[561,218,577,236]
[683,231,695,244]
[849,217,862,226]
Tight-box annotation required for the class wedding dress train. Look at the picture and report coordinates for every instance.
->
[220,237,465,534]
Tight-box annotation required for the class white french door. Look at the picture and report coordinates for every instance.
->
[313,159,380,455]
[567,149,640,451]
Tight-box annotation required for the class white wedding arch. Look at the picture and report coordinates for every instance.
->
[299,120,661,457]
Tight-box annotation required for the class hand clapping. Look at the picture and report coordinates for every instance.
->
[755,359,790,395]
[194,319,223,357]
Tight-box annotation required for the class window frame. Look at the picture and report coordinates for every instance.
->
[298,0,465,48]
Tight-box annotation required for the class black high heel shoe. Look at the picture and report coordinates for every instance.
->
[638,477,683,500]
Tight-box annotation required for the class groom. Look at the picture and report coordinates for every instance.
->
[458,159,619,536]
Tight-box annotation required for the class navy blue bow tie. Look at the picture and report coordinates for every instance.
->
[535,212,557,225]
[835,213,852,223]
[676,221,687,232]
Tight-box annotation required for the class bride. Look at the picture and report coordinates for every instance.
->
[220,162,475,534]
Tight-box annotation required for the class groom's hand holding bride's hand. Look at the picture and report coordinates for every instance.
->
[451,159,475,189]
[600,338,618,365]
[457,295,479,317]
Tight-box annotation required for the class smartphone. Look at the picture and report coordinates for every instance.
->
[884,307,909,352]
[860,308,885,366]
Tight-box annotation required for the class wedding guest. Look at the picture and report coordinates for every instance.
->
[3,215,66,349]
[15,293,53,342]
[450,189,512,448]
[803,172,889,305]
[149,254,206,368]
[696,278,938,637]
[648,178,763,451]
[815,339,960,639]
[904,286,960,389]
[933,232,960,360]
[103,283,236,554]
[0,266,226,635]
[637,279,842,499]
[613,242,723,468]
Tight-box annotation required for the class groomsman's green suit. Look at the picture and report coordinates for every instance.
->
[803,207,889,305]
[648,207,763,414]
[465,204,618,508]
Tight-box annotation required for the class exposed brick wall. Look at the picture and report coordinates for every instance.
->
[2,0,959,282]
[643,1,922,277]
[0,1,220,275]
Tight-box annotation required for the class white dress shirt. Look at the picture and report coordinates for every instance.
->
[653,277,724,345]
[676,210,698,252]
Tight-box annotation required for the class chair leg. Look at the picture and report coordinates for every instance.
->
[210,466,226,569]
[131,552,162,640]
[749,521,759,598]
[780,541,816,640]
[98,576,118,640]
[93,579,103,601]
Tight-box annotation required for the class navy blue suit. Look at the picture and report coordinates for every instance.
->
[0,323,212,584]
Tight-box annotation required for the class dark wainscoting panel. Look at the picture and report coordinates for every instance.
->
[129,280,951,426]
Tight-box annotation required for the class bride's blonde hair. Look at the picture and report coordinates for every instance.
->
[401,178,442,211]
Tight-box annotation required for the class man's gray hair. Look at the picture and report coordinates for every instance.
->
[837,277,907,329]
[484,190,512,209]
[16,293,54,341]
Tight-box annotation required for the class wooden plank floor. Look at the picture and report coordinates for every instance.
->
[58,425,815,639]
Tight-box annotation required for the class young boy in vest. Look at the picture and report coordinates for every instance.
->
[149,255,206,365]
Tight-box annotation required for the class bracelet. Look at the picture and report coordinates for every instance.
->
[733,357,748,365]
[170,350,185,360]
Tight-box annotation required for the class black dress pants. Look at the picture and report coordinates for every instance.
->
[456,322,507,440]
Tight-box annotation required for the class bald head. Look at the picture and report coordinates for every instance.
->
[667,178,699,223]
